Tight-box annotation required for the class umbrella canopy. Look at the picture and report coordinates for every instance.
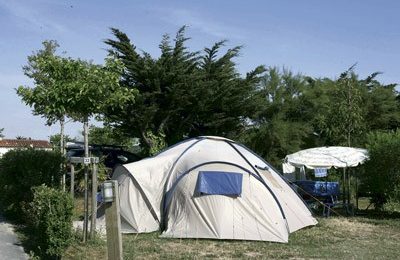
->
[283,146,369,172]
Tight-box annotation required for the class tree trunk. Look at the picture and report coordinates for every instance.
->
[83,118,89,242]
[347,79,352,147]
[60,116,65,155]
[141,130,153,155]
[60,117,66,192]
[84,119,89,157]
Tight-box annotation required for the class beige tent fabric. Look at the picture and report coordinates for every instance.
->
[161,163,289,242]
[232,144,318,232]
[112,136,317,242]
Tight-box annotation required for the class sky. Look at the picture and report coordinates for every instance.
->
[0,0,399,140]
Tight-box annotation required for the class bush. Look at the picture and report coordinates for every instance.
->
[0,149,64,219]
[25,185,74,259]
[362,131,400,209]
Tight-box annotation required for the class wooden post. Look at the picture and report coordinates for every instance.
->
[70,164,75,199]
[105,180,123,260]
[83,166,89,242]
[62,173,66,192]
[90,162,98,239]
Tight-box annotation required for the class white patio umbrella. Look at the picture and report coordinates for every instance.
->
[284,146,369,171]
[283,146,369,207]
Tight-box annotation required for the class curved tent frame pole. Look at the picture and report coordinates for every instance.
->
[235,143,312,212]
[160,137,205,229]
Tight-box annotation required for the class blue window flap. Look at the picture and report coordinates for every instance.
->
[195,171,243,196]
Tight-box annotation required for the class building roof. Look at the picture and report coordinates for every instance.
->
[0,139,52,149]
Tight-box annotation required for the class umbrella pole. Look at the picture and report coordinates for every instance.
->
[355,171,359,210]
[343,168,346,205]
[347,168,351,206]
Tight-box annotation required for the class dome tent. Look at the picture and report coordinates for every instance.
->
[112,136,317,242]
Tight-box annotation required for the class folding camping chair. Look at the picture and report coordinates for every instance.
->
[321,182,341,217]
[295,181,341,217]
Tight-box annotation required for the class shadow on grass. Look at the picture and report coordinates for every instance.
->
[13,224,42,258]
[355,209,400,220]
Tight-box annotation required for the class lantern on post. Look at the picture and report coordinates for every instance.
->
[102,180,123,260]
[101,181,115,203]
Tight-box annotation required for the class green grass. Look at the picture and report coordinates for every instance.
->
[63,213,400,259]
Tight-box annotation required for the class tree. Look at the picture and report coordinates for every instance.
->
[88,125,137,150]
[18,40,138,242]
[328,66,365,146]
[103,27,265,154]
[240,66,400,166]
[187,41,265,138]
[17,40,70,154]
[361,73,400,132]
[0,128,4,138]
[304,67,399,147]
[362,131,400,208]
[15,136,29,140]
[240,68,312,165]
[17,41,137,156]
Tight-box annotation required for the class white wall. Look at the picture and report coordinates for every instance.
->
[0,147,11,157]
[0,147,52,157]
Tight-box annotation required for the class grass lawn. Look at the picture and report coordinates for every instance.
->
[63,212,400,259]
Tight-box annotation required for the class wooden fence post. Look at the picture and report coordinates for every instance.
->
[70,164,75,199]
[104,180,123,260]
[83,166,89,242]
[90,161,98,239]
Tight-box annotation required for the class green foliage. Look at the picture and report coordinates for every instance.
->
[17,40,64,125]
[17,40,138,158]
[49,133,76,152]
[88,125,137,150]
[240,68,312,165]
[25,185,74,258]
[15,32,400,177]
[0,127,4,138]
[145,130,167,155]
[362,131,400,209]
[103,27,265,154]
[327,66,365,146]
[240,66,400,167]
[17,41,137,124]
[0,149,63,219]
[362,75,400,132]
[303,68,399,147]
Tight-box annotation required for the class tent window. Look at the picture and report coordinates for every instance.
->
[195,171,243,196]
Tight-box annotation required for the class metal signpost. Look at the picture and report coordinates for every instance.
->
[68,156,99,242]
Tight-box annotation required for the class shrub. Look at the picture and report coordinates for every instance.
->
[25,185,74,259]
[0,149,64,219]
[362,131,400,209]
